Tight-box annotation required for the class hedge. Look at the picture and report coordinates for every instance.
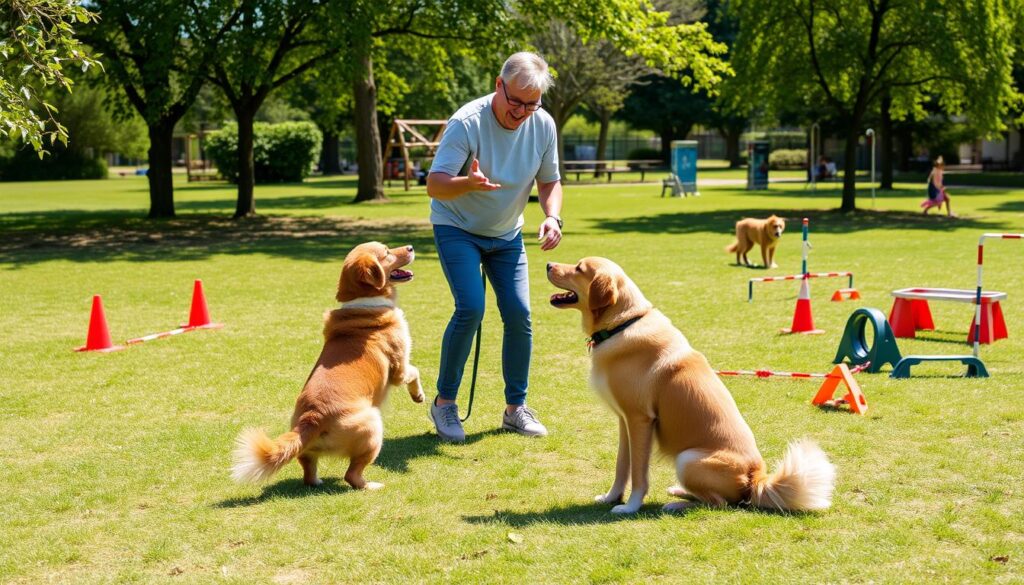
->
[206,121,322,184]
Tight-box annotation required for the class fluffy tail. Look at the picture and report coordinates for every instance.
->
[749,439,835,512]
[231,427,306,483]
[725,241,738,253]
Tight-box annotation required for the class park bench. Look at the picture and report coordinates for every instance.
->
[888,287,1008,344]
[562,160,664,183]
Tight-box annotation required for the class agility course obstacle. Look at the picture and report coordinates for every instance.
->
[77,280,223,351]
[746,218,856,302]
[888,288,1007,343]
[831,288,861,302]
[715,362,869,414]
[972,233,1022,357]
[833,308,902,373]
[75,295,126,353]
[127,280,223,345]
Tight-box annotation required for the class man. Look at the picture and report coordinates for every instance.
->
[426,52,563,442]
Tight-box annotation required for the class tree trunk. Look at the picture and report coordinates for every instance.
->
[234,107,257,217]
[841,124,860,212]
[321,130,342,175]
[594,110,610,177]
[146,121,177,218]
[353,52,386,203]
[723,127,742,168]
[880,93,894,189]
[897,126,913,172]
[659,128,673,164]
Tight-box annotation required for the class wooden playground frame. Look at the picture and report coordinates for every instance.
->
[382,119,447,191]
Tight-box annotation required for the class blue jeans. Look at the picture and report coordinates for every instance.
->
[433,224,531,406]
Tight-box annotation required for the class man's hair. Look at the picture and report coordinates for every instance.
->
[501,52,554,93]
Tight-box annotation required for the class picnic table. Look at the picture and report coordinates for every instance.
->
[888,287,1009,344]
[562,159,664,182]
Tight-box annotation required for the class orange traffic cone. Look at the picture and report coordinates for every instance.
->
[812,364,868,415]
[830,288,861,302]
[781,276,824,334]
[183,280,223,330]
[75,295,125,352]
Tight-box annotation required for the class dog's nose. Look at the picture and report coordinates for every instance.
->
[546,262,553,273]
[406,245,413,252]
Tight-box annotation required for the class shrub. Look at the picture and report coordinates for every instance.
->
[769,148,807,169]
[206,121,322,183]
[0,146,108,181]
[627,147,662,162]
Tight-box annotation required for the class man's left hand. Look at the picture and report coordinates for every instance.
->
[537,217,562,251]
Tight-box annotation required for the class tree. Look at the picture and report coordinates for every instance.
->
[82,0,241,217]
[1,0,101,154]
[534,20,653,168]
[206,0,342,217]
[619,74,712,162]
[731,0,1021,211]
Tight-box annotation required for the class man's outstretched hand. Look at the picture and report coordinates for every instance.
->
[468,159,501,191]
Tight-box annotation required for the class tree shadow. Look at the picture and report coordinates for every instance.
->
[0,211,438,267]
[589,208,1004,236]
[375,429,506,473]
[986,199,1024,213]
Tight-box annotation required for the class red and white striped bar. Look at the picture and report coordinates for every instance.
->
[973,233,1024,357]
[126,326,195,345]
[715,362,869,379]
[748,272,854,301]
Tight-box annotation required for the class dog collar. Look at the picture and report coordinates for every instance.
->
[341,297,395,309]
[588,315,644,349]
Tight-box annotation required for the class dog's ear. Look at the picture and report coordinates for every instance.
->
[588,273,618,319]
[336,255,387,302]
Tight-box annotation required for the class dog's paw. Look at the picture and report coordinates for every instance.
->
[412,392,425,403]
[595,493,624,505]
[667,486,687,498]
[662,500,698,513]
[362,482,385,491]
[770,262,779,269]
[610,503,641,514]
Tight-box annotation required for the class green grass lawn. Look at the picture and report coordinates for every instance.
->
[2,174,1023,583]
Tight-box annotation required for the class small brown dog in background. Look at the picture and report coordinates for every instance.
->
[232,242,423,491]
[726,215,786,268]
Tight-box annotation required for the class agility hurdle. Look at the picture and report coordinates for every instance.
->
[715,362,870,379]
[715,362,870,414]
[746,218,855,301]
[973,233,1023,358]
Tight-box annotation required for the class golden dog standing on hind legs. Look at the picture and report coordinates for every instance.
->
[727,215,786,268]
[547,257,835,513]
[232,242,423,491]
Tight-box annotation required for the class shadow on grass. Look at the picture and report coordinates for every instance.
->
[215,477,354,507]
[590,208,1006,236]
[0,211,438,266]
[463,499,796,526]
[375,429,506,473]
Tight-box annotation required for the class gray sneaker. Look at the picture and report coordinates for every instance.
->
[429,399,465,442]
[502,406,548,437]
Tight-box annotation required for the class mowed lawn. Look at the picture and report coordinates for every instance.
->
[1,173,1022,584]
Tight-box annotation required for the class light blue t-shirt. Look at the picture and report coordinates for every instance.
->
[429,94,560,240]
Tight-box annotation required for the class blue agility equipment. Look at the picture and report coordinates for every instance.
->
[833,308,902,373]
[890,355,989,378]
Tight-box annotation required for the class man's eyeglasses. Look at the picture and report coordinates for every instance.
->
[501,82,542,112]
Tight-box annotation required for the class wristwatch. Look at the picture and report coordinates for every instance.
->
[547,215,563,229]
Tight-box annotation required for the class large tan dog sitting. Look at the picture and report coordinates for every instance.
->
[726,215,786,268]
[547,257,834,514]
[232,242,423,490]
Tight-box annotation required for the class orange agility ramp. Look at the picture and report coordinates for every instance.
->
[811,364,867,415]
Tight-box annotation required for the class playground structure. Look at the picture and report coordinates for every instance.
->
[76,280,222,352]
[382,119,447,191]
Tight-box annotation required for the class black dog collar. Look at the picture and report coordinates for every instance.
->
[588,315,645,349]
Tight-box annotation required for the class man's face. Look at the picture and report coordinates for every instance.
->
[493,76,542,131]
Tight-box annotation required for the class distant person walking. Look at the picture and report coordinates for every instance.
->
[921,155,955,217]
[425,52,563,442]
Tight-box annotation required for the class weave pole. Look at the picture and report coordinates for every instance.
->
[974,233,1023,358]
